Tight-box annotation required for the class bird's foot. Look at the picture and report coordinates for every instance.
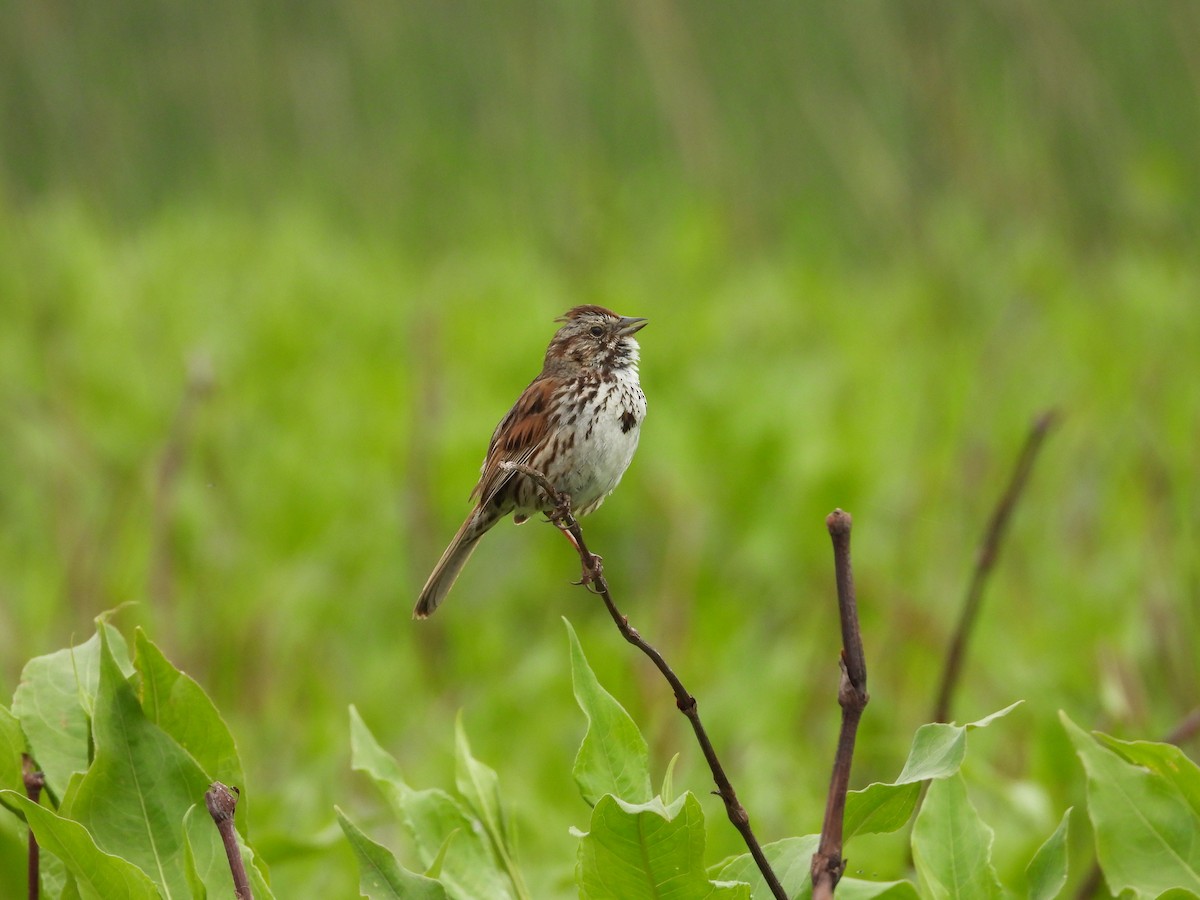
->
[572,552,604,592]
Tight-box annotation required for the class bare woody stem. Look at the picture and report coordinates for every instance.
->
[205,782,251,900]
[932,410,1060,724]
[23,755,44,900]
[811,510,869,899]
[502,462,789,900]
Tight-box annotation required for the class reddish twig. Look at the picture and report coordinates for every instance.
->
[23,755,44,900]
[811,510,869,899]
[205,783,251,900]
[932,410,1060,723]
[503,462,788,900]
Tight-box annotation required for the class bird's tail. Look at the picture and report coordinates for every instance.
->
[413,510,488,618]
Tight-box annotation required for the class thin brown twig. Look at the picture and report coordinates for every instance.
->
[812,510,869,899]
[23,755,44,900]
[932,409,1060,724]
[205,782,251,900]
[503,462,788,900]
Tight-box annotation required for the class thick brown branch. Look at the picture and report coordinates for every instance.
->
[502,462,788,900]
[205,782,251,900]
[23,755,44,900]
[932,410,1060,724]
[812,510,869,899]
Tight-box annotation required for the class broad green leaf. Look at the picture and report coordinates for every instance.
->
[134,630,248,829]
[577,792,748,899]
[39,849,79,900]
[0,705,25,794]
[453,712,504,844]
[715,835,818,899]
[893,724,968,784]
[844,782,922,840]
[336,807,448,900]
[1,790,160,900]
[900,702,1023,783]
[395,788,511,898]
[182,803,275,900]
[60,628,212,899]
[1025,807,1071,900]
[349,705,406,791]
[1095,733,1200,821]
[1061,712,1200,897]
[349,706,513,900]
[565,619,652,806]
[454,713,529,899]
[12,631,110,799]
[912,773,1003,900]
[845,702,1022,838]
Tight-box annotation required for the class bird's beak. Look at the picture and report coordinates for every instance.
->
[617,316,648,335]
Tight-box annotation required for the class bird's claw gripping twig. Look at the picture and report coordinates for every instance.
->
[572,553,605,591]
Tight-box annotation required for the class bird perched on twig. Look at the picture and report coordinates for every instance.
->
[414,306,648,618]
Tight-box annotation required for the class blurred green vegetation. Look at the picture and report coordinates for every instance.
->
[1,2,1197,895]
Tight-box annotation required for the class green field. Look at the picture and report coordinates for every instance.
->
[2,3,1198,896]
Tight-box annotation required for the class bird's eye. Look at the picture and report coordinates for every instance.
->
[589,325,604,337]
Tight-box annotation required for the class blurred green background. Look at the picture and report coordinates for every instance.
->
[2,1,1197,895]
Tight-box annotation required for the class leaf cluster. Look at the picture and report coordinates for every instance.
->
[3,619,1199,898]
[0,620,271,898]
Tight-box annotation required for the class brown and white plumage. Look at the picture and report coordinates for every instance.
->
[414,305,648,618]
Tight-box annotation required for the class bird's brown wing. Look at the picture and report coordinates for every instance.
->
[472,375,557,509]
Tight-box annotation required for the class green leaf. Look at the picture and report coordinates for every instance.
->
[39,849,81,900]
[60,628,214,899]
[349,705,407,790]
[425,829,457,879]
[454,712,529,899]
[565,618,652,806]
[901,702,1023,783]
[1061,712,1200,897]
[180,806,207,900]
[661,754,680,806]
[715,835,818,899]
[11,631,115,799]
[336,807,449,900]
[845,702,1022,839]
[0,705,25,795]
[349,706,514,900]
[1025,807,1071,900]
[1,790,161,900]
[134,629,248,830]
[912,773,1003,900]
[1094,733,1200,821]
[577,792,748,899]
[844,782,922,840]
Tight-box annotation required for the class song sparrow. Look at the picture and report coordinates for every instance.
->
[414,305,648,618]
